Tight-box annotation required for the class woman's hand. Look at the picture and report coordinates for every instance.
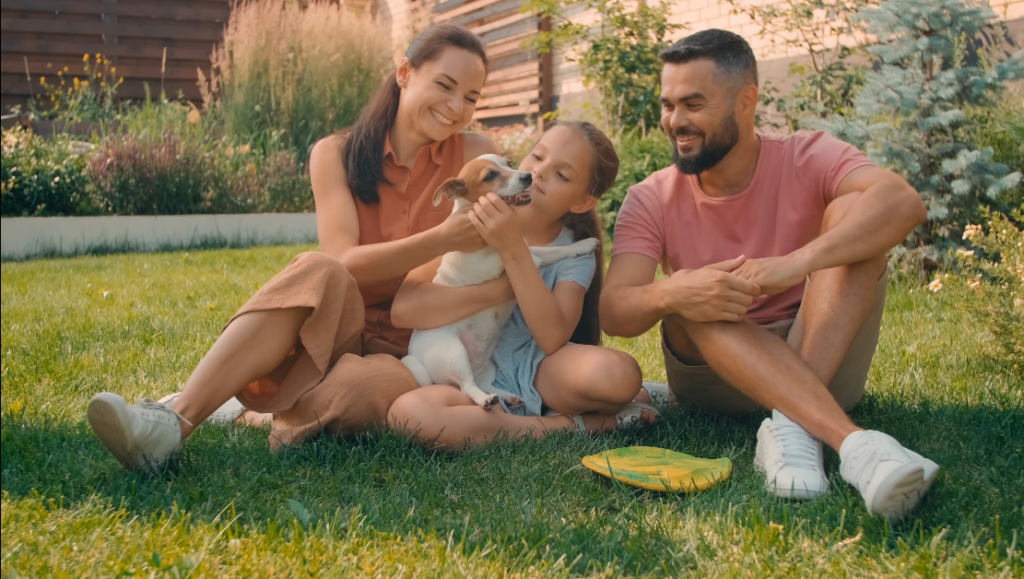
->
[469,193,529,259]
[435,207,487,253]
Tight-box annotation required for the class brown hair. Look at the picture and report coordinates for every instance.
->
[547,120,619,346]
[341,24,487,204]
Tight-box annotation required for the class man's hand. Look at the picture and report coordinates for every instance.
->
[663,256,763,322]
[732,254,809,296]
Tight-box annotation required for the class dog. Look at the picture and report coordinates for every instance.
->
[401,154,599,410]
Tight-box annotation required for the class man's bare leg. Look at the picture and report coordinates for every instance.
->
[794,193,887,386]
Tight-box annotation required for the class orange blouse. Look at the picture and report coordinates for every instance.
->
[354,132,464,351]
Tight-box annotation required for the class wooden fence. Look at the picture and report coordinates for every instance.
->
[1,0,549,124]
[0,0,231,115]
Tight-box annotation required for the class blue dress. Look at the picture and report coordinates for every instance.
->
[491,227,597,416]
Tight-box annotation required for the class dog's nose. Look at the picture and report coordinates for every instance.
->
[521,173,533,185]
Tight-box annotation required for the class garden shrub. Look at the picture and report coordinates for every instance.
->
[1,128,93,217]
[86,131,311,216]
[208,0,391,164]
[957,205,1024,371]
[601,128,674,240]
[29,53,122,124]
[810,0,1024,268]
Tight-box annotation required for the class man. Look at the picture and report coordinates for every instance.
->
[601,29,939,521]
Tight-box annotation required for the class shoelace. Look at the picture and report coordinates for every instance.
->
[840,431,905,490]
[766,420,822,475]
[138,397,194,427]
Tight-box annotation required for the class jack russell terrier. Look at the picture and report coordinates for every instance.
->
[402,154,598,410]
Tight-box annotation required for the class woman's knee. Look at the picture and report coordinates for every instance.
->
[292,251,351,278]
[387,390,431,434]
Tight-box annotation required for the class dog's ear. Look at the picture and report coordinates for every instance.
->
[433,178,468,207]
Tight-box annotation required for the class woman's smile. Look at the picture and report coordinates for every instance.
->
[430,108,456,126]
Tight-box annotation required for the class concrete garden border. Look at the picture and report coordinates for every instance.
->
[1,213,318,261]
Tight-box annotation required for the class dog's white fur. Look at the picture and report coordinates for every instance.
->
[402,154,598,410]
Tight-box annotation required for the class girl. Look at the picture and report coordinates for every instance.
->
[86,24,506,473]
[388,121,661,450]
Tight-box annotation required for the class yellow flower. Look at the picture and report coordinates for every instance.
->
[111,67,116,74]
[73,78,80,87]
[225,146,235,157]
[96,72,102,78]
[95,53,101,61]
[246,162,257,175]
[83,54,90,62]
[39,77,46,85]
[47,63,52,68]
[118,77,123,83]
[928,279,943,293]
[187,109,201,124]
[6,400,24,415]
[238,144,251,154]
[63,66,68,72]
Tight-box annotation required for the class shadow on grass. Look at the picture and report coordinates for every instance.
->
[2,394,1021,574]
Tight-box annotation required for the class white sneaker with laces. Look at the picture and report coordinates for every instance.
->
[87,393,189,474]
[755,409,830,499]
[839,430,940,522]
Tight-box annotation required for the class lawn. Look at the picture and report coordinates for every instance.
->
[1,246,1021,578]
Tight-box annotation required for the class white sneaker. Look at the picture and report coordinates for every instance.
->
[840,430,940,522]
[755,410,830,499]
[159,392,244,425]
[87,393,188,474]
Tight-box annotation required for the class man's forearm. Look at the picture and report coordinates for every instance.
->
[794,182,925,273]
[600,281,672,338]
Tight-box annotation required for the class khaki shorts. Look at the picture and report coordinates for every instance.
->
[662,273,887,414]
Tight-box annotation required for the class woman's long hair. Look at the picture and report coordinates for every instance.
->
[549,121,620,346]
[341,24,487,204]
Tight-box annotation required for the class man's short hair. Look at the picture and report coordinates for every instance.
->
[659,29,758,90]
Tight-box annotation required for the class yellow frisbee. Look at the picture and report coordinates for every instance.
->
[581,446,732,493]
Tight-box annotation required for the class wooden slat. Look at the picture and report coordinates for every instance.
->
[1,38,214,60]
[474,102,539,120]
[468,10,530,36]
[0,0,231,22]
[485,60,538,83]
[478,88,538,110]
[481,75,538,98]
[447,0,520,27]
[2,58,204,81]
[479,16,535,45]
[0,18,224,42]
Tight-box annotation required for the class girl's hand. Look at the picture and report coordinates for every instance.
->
[469,193,529,259]
[436,207,487,253]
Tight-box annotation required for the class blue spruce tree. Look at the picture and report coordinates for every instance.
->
[809,0,1023,265]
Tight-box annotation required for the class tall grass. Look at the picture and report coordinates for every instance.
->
[210,0,392,163]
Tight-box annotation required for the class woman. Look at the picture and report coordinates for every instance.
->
[86,24,505,473]
[388,121,663,451]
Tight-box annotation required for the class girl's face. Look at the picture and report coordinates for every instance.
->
[397,47,487,142]
[517,125,598,222]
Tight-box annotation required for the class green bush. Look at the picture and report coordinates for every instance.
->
[1,129,93,217]
[86,130,311,216]
[956,205,1024,371]
[209,0,391,163]
[966,92,1024,214]
[601,128,674,240]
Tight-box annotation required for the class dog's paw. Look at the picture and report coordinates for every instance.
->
[507,396,524,409]
[569,238,599,256]
[476,394,500,410]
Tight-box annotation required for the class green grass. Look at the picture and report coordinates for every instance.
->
[2,246,1022,578]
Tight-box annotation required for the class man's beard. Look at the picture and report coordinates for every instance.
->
[671,112,740,175]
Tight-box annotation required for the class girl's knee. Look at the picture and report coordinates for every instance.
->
[587,349,643,404]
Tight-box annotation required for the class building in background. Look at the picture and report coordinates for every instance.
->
[3,0,1021,128]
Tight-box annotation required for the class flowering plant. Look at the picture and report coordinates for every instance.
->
[31,53,124,123]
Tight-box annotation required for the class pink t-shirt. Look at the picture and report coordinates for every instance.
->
[612,131,874,324]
